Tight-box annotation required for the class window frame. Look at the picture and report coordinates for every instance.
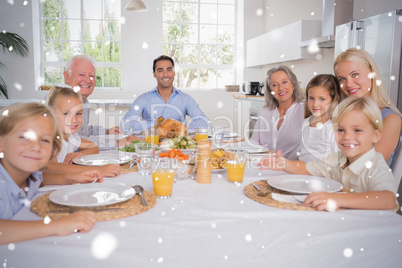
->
[39,0,123,90]
[162,0,238,90]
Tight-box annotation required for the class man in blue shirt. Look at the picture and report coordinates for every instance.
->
[121,55,209,132]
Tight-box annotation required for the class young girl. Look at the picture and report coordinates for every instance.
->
[0,103,98,244]
[44,86,121,185]
[334,48,402,166]
[298,74,343,162]
[260,97,397,211]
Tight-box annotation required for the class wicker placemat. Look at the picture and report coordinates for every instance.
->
[244,180,316,211]
[31,190,156,221]
[120,160,138,174]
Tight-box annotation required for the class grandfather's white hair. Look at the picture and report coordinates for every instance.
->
[64,54,96,75]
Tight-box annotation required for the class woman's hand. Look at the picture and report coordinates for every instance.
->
[258,150,286,171]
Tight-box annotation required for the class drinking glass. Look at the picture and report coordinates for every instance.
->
[145,128,160,145]
[224,149,247,183]
[212,125,225,147]
[152,168,175,199]
[195,127,209,143]
[135,143,156,175]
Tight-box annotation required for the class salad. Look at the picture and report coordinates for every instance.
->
[159,135,197,149]
[117,140,161,153]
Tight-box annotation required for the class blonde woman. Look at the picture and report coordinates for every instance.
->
[251,65,304,160]
[334,48,402,166]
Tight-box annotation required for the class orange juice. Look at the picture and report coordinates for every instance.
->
[152,169,175,198]
[146,135,159,145]
[195,133,208,143]
[225,161,246,183]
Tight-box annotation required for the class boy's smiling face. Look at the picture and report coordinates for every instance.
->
[335,109,382,164]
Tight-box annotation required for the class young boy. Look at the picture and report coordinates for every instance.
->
[260,97,397,211]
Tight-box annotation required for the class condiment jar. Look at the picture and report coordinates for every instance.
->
[196,139,212,184]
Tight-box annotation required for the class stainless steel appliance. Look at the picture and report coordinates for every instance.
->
[241,81,263,95]
[335,9,402,111]
[248,101,264,138]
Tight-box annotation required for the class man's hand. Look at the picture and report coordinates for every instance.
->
[107,126,123,134]
[116,135,140,147]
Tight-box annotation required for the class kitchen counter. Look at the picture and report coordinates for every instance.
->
[233,95,265,101]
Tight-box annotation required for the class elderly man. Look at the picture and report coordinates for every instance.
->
[63,55,138,148]
[121,55,209,132]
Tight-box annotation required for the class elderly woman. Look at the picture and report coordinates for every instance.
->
[251,65,304,160]
[334,48,402,166]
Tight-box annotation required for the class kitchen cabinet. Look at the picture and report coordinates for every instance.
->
[246,20,321,67]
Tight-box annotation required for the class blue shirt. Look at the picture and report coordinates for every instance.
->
[121,87,209,132]
[0,164,43,219]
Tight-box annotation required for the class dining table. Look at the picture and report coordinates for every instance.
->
[1,147,402,268]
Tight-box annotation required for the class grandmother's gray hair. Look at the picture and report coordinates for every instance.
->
[264,65,304,110]
[64,54,96,75]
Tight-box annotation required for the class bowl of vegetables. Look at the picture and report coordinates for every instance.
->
[159,135,197,155]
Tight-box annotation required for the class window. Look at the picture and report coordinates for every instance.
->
[40,0,122,89]
[162,0,237,90]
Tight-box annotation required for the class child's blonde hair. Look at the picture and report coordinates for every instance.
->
[304,74,344,119]
[332,96,383,132]
[334,48,401,116]
[46,85,83,108]
[0,102,62,159]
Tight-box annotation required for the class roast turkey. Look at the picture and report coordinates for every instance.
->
[154,116,188,140]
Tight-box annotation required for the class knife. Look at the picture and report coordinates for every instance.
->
[46,208,124,213]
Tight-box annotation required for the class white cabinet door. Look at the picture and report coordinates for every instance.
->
[260,31,278,64]
[246,36,261,67]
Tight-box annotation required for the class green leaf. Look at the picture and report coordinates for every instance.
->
[0,32,29,57]
[0,76,8,99]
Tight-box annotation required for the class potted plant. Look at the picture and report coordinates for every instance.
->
[0,32,29,99]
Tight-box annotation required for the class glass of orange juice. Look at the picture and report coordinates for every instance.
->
[195,127,209,143]
[145,128,160,145]
[224,149,247,183]
[152,168,175,198]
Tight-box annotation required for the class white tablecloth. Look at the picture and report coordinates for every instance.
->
[1,166,402,268]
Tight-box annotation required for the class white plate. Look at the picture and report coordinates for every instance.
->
[267,175,343,194]
[73,152,134,166]
[240,146,271,154]
[49,184,135,207]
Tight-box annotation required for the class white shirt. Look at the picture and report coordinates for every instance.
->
[306,147,397,194]
[56,132,81,163]
[251,102,304,160]
[298,118,339,162]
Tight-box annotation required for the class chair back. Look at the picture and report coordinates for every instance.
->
[390,136,402,189]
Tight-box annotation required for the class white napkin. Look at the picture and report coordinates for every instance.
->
[271,193,307,204]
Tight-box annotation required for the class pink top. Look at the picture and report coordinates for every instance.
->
[251,102,304,160]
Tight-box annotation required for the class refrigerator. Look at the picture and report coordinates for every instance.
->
[334,9,402,112]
